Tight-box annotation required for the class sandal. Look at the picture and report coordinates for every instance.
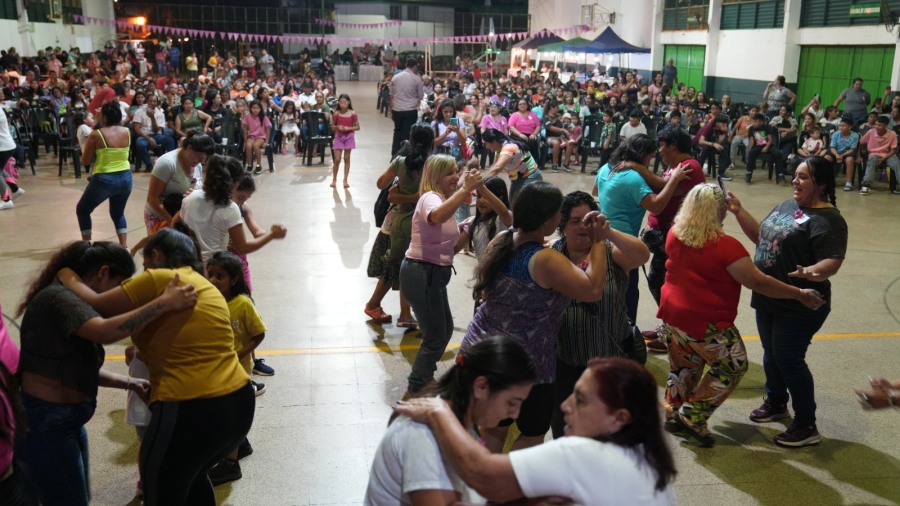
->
[364,306,392,324]
[396,317,418,329]
[673,411,715,447]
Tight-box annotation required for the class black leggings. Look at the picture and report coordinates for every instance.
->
[141,382,255,506]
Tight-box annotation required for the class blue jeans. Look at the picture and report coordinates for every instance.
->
[509,169,543,203]
[756,309,829,426]
[16,393,96,506]
[399,258,454,392]
[135,134,176,171]
[75,170,133,236]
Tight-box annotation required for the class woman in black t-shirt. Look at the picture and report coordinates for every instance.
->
[727,157,847,449]
[14,241,197,506]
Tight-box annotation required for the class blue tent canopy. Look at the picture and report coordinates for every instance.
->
[562,27,650,54]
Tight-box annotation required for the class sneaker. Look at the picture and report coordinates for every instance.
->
[860,185,870,195]
[208,458,242,486]
[11,188,24,200]
[551,165,559,173]
[0,200,13,210]
[844,182,853,191]
[719,174,733,181]
[237,438,253,460]
[253,358,275,376]
[562,165,572,173]
[774,421,821,448]
[892,189,900,195]
[727,163,735,171]
[245,165,253,173]
[251,380,266,397]
[744,171,752,183]
[254,165,262,175]
[749,397,789,423]
[776,174,786,184]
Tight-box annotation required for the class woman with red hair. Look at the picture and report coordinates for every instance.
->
[396,357,677,505]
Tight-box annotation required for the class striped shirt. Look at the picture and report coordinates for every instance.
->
[553,238,630,365]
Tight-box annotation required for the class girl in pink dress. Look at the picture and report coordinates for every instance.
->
[330,93,359,188]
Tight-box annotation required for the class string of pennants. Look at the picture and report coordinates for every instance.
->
[72,14,589,46]
[313,18,402,29]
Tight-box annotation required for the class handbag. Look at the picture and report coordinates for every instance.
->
[621,324,648,365]
[373,177,397,228]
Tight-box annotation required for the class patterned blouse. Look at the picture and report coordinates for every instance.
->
[462,241,570,384]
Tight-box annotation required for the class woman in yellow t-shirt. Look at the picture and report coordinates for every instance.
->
[61,227,253,506]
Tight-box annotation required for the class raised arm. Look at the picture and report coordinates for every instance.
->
[228,222,287,255]
[57,270,199,343]
[427,169,482,225]
[531,212,609,302]
[726,191,761,244]
[726,257,825,309]
[640,165,691,214]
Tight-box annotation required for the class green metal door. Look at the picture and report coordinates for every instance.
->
[663,45,706,93]
[796,46,895,108]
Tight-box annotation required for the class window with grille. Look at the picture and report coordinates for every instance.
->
[721,0,785,29]
[663,0,710,30]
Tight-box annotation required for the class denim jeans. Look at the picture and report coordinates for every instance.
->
[75,170,133,236]
[16,393,96,506]
[135,134,176,171]
[509,169,543,204]
[756,309,829,426]
[862,154,900,190]
[399,258,454,392]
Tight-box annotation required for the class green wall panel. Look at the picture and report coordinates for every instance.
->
[664,44,706,94]
[796,46,895,106]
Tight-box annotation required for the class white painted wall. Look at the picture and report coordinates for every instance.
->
[334,4,454,55]
[713,29,787,82]
[0,0,114,55]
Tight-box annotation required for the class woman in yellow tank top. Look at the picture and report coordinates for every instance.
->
[77,101,133,247]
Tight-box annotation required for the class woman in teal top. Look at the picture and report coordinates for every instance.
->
[77,102,133,247]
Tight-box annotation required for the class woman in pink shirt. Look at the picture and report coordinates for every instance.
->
[508,99,542,166]
[399,155,483,398]
[241,101,272,174]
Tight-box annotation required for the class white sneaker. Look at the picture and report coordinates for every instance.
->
[843,182,852,192]
[727,163,735,171]
[11,188,24,199]
[0,200,12,210]
[860,185,870,195]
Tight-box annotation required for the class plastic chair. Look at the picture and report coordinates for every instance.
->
[578,115,604,173]
[300,111,333,166]
[9,109,36,174]
[57,114,82,178]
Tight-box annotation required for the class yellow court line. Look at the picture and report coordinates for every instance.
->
[103,332,900,361]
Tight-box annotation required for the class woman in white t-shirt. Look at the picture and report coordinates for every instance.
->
[176,155,286,264]
[396,357,677,506]
[365,335,536,505]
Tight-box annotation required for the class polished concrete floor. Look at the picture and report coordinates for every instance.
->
[1,81,899,505]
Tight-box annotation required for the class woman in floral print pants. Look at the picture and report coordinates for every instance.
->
[655,184,825,447]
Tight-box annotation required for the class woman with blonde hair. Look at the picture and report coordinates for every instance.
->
[658,183,825,447]
[399,154,483,397]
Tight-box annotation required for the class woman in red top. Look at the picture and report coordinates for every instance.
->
[658,183,824,447]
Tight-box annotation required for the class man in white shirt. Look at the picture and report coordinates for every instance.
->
[620,110,648,142]
[132,94,176,172]
[298,83,316,106]
[390,58,425,157]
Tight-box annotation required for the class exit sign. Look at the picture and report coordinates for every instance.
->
[850,3,881,17]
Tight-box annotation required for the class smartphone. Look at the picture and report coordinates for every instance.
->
[450,117,459,127]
